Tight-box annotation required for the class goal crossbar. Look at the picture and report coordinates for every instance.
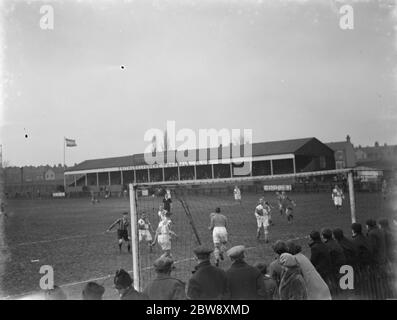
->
[133,168,361,188]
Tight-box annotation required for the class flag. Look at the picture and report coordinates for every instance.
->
[65,138,77,147]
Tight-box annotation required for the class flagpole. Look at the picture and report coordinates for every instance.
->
[63,137,66,194]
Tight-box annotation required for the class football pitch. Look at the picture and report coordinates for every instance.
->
[0,191,395,299]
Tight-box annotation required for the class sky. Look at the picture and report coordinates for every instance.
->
[0,0,396,166]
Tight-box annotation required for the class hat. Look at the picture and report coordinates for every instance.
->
[82,282,105,300]
[193,245,213,257]
[309,230,321,241]
[227,245,245,259]
[114,269,132,289]
[253,262,267,274]
[286,240,301,255]
[351,223,362,234]
[321,228,333,240]
[153,255,174,272]
[332,228,344,240]
[366,219,377,228]
[44,285,67,300]
[272,240,288,255]
[279,253,298,267]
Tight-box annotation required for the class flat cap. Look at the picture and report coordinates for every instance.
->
[114,269,132,289]
[82,282,105,300]
[153,255,174,272]
[227,245,245,259]
[193,245,213,256]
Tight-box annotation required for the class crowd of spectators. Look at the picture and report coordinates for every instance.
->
[42,217,396,300]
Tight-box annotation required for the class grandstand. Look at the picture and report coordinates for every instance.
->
[64,137,336,194]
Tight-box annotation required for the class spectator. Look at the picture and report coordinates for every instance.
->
[82,282,105,300]
[321,228,346,297]
[144,255,186,300]
[333,228,358,267]
[278,253,308,300]
[114,269,148,300]
[187,246,229,300]
[366,219,387,267]
[286,240,331,300]
[309,231,332,283]
[268,240,288,286]
[225,245,268,300]
[378,219,395,264]
[254,262,278,300]
[351,223,374,299]
[44,285,67,300]
[321,228,346,272]
[351,223,372,267]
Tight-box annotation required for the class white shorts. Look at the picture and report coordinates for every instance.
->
[213,227,228,244]
[255,213,269,228]
[139,229,152,242]
[158,234,171,251]
[333,197,342,206]
[234,194,241,201]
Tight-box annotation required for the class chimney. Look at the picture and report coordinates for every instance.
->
[346,135,351,143]
[375,141,379,147]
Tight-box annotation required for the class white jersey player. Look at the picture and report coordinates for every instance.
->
[137,213,154,252]
[233,186,241,204]
[151,216,177,257]
[208,207,228,267]
[255,198,270,242]
[158,204,167,221]
[332,185,344,213]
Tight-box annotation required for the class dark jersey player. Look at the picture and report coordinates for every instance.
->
[277,191,296,224]
[162,193,172,217]
[107,212,131,253]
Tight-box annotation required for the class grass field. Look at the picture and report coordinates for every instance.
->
[0,190,395,299]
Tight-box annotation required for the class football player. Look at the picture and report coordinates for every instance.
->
[107,212,131,253]
[255,198,270,242]
[332,185,344,213]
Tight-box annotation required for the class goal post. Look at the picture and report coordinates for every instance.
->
[348,171,356,223]
[128,183,140,291]
[127,168,389,291]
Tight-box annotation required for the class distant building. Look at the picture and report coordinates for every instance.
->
[4,165,66,197]
[326,135,357,169]
[44,168,56,181]
[354,141,397,179]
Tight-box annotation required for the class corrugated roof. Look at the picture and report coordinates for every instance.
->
[326,141,354,151]
[66,137,316,172]
[66,155,135,172]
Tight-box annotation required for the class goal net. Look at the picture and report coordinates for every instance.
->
[128,168,395,294]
